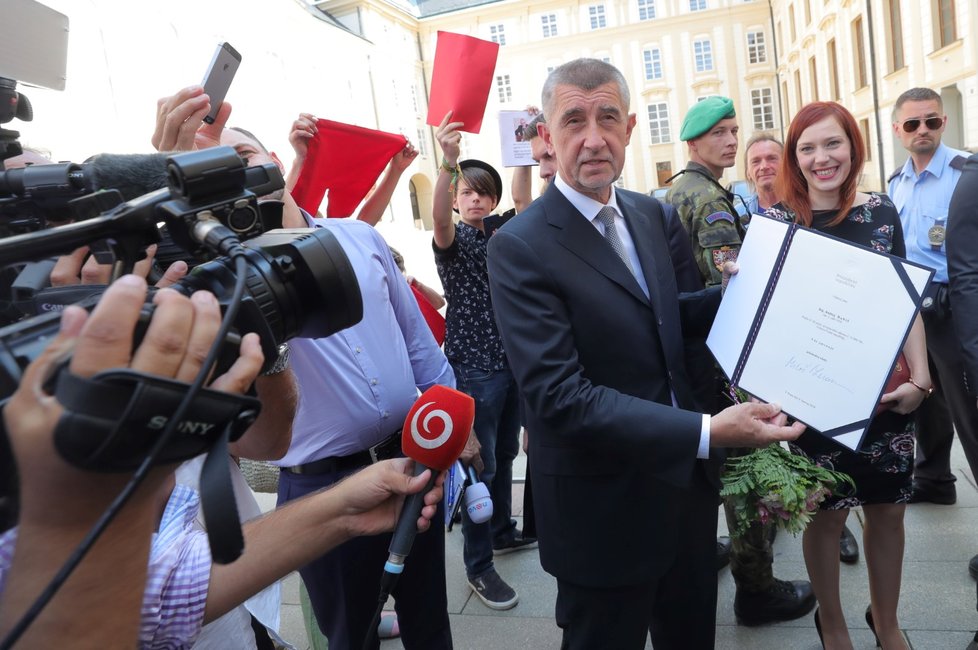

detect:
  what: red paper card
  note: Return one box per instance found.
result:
[425,31,500,134]
[291,119,407,218]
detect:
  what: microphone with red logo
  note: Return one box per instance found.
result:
[384,384,473,578]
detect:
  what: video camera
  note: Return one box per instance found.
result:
[0,145,364,470]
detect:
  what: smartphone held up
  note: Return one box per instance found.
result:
[201,42,241,124]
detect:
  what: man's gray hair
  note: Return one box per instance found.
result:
[542,59,630,118]
[893,87,942,121]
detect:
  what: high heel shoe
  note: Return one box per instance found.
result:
[814,607,824,647]
[865,604,881,648]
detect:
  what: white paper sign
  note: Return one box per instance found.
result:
[498,110,536,167]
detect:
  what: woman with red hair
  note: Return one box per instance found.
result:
[767,102,930,650]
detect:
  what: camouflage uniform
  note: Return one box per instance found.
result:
[665,161,743,287]
[666,162,774,596]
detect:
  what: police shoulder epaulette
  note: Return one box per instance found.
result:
[950,154,971,171]
[887,167,902,183]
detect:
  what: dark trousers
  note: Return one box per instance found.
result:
[278,467,453,650]
[555,467,718,650]
[915,309,978,483]
[452,363,522,578]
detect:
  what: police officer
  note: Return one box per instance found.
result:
[665,96,743,287]
[666,97,815,627]
[888,88,978,513]
[890,88,978,584]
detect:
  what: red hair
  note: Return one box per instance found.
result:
[775,102,865,227]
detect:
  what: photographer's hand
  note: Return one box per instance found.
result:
[49,244,160,287]
[0,276,262,647]
[151,85,229,152]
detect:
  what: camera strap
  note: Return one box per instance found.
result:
[52,368,261,471]
[51,368,260,563]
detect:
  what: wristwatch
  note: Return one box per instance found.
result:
[262,343,291,376]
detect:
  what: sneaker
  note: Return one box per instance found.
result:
[467,569,519,610]
[492,530,538,556]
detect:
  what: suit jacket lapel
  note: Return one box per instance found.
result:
[545,186,650,308]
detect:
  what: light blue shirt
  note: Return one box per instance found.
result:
[553,174,711,459]
[888,142,969,283]
[276,218,455,466]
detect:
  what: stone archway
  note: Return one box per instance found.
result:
[409,173,433,231]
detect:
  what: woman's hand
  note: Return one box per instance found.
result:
[879,381,928,415]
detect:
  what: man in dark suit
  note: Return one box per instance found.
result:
[486,58,804,650]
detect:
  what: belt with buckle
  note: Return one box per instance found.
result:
[283,430,402,476]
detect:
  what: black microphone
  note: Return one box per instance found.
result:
[82,152,170,200]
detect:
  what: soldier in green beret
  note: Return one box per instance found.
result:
[665,96,743,287]
[665,96,817,627]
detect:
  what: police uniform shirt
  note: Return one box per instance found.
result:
[888,141,969,283]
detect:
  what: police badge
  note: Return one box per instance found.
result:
[928,221,946,250]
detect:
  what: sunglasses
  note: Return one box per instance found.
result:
[901,117,943,133]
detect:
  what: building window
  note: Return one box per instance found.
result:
[489,24,506,46]
[693,39,713,72]
[887,0,904,70]
[416,128,427,157]
[638,0,656,20]
[789,3,797,42]
[751,88,774,130]
[934,0,956,49]
[781,79,790,122]
[496,74,512,103]
[859,118,872,161]
[794,69,802,109]
[647,102,671,144]
[643,48,663,80]
[747,31,767,64]
[852,16,867,89]
[808,56,819,100]
[689,0,707,10]
[656,161,672,187]
[589,5,607,29]
[827,38,840,100]
[541,13,558,38]
[804,0,811,25]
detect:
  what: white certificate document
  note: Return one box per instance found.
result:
[498,110,536,167]
[708,214,933,451]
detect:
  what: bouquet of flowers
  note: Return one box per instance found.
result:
[719,385,854,537]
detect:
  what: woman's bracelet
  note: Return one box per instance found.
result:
[907,377,934,397]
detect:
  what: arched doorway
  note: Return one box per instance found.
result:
[409,173,433,230]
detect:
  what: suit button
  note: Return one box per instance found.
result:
[658,318,663,326]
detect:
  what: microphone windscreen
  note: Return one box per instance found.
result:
[401,384,474,471]
[465,482,493,523]
[83,152,170,201]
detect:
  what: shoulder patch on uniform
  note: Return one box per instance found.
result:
[950,155,970,171]
[704,211,736,225]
